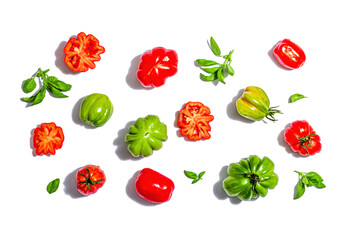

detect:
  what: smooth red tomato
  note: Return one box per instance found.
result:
[135,168,175,203]
[136,47,178,87]
[76,165,106,195]
[33,122,64,155]
[284,120,321,156]
[273,39,306,69]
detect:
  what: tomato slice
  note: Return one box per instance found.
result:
[33,122,64,155]
[178,102,214,141]
[64,32,105,72]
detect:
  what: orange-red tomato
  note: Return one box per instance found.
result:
[76,165,106,196]
[33,122,64,155]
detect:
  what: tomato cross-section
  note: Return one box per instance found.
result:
[64,32,105,72]
[33,122,64,155]
[177,102,214,141]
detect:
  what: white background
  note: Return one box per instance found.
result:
[1,0,359,239]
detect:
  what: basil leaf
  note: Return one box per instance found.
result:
[198,171,206,179]
[200,73,216,81]
[192,179,200,184]
[201,67,220,74]
[22,95,36,103]
[226,63,234,76]
[22,78,36,93]
[196,59,220,66]
[301,176,309,185]
[210,36,221,56]
[32,87,47,105]
[217,68,225,84]
[184,170,198,179]
[48,85,68,98]
[290,93,307,103]
[47,178,60,194]
[316,182,326,189]
[294,181,306,199]
[47,76,72,91]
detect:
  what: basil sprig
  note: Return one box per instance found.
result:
[294,170,326,199]
[196,37,234,84]
[184,170,206,184]
[22,68,72,105]
[46,178,60,194]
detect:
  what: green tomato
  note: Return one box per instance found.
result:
[236,86,281,122]
[222,155,279,201]
[125,115,168,157]
[80,93,114,127]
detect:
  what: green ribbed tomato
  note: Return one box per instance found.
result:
[80,93,114,127]
[223,155,279,201]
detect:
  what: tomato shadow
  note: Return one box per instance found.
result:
[125,53,153,90]
[63,167,84,199]
[226,89,255,124]
[71,96,97,129]
[277,123,305,159]
[54,40,80,75]
[113,120,142,161]
[213,166,242,204]
[268,42,292,71]
[126,170,161,206]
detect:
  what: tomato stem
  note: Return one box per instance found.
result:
[266,106,282,122]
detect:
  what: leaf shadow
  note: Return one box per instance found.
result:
[126,170,160,206]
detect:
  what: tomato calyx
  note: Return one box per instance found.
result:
[77,168,104,190]
[266,106,282,122]
[296,133,317,154]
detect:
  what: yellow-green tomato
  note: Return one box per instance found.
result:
[236,86,281,122]
[80,93,114,127]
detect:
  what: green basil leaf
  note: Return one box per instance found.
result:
[210,36,221,56]
[217,68,225,84]
[47,178,60,194]
[316,182,326,189]
[301,176,309,185]
[47,76,72,91]
[22,78,36,93]
[32,86,47,105]
[22,95,36,103]
[48,85,68,98]
[201,67,220,74]
[184,170,198,179]
[290,93,307,103]
[192,179,200,184]
[226,63,235,76]
[198,171,206,179]
[294,181,306,199]
[200,73,216,81]
[196,59,221,66]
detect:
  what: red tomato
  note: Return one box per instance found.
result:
[33,122,64,155]
[76,165,106,196]
[135,168,175,203]
[178,102,214,141]
[64,32,105,72]
[273,39,306,69]
[136,47,178,87]
[284,120,321,156]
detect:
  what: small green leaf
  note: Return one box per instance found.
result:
[22,95,36,103]
[47,76,72,91]
[184,170,198,179]
[301,176,309,185]
[200,73,216,81]
[48,85,68,98]
[226,63,234,76]
[290,93,307,103]
[198,171,206,179]
[201,67,221,74]
[295,181,306,199]
[32,86,47,105]
[217,68,225,84]
[192,179,200,184]
[316,182,326,189]
[196,59,221,66]
[47,178,60,194]
[210,36,221,56]
[22,78,36,93]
